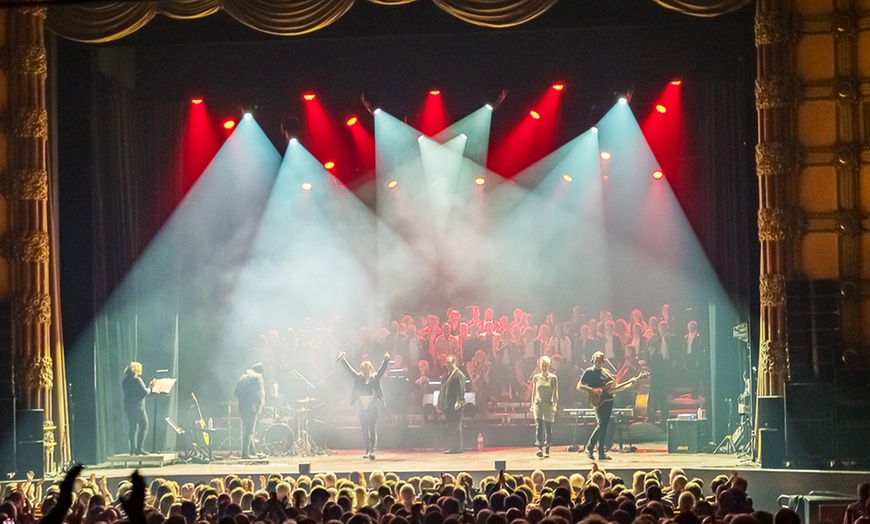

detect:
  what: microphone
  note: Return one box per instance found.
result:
[191,392,198,404]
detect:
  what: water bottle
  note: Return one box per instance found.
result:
[477,433,484,452]
[208,417,213,429]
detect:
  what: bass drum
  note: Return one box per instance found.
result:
[262,423,295,456]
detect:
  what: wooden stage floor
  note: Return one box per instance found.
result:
[88,447,870,514]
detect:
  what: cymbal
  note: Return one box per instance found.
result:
[296,397,317,403]
[296,407,310,413]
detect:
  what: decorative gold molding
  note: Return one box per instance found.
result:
[12,46,48,78]
[17,6,47,19]
[1,230,49,263]
[12,293,51,325]
[760,274,787,307]
[18,356,54,391]
[12,108,48,139]
[758,208,805,241]
[756,142,802,177]
[837,210,862,235]
[755,11,797,46]
[834,143,860,167]
[831,11,856,37]
[834,77,859,102]
[755,76,801,110]
[761,339,787,374]
[0,168,48,200]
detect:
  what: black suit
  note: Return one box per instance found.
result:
[647,334,675,421]
[122,374,150,454]
[439,366,467,452]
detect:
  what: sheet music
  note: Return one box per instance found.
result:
[152,377,177,394]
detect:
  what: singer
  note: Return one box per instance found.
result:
[337,351,390,460]
[122,362,155,455]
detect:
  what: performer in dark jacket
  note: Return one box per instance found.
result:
[122,362,154,455]
[234,362,265,459]
[338,350,390,460]
[439,355,467,454]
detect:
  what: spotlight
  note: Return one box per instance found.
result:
[671,80,682,86]
[618,97,627,105]
[191,98,203,105]
[429,90,441,96]
[600,151,611,161]
[223,120,236,130]
[417,135,424,142]
[485,104,493,111]
[529,110,541,120]
[346,116,358,126]
[373,108,382,115]
[387,180,398,189]
[656,104,667,113]
[474,177,486,186]
[602,175,609,180]
[302,182,312,191]
[590,126,598,133]
[303,93,316,101]
[552,84,564,91]
[652,170,664,180]
[324,161,335,169]
[289,137,298,144]
[243,112,252,119]
[562,174,573,183]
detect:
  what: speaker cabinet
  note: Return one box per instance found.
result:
[759,428,784,469]
[667,419,708,453]
[16,409,43,478]
[785,383,834,465]
[757,395,784,431]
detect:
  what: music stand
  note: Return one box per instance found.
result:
[150,378,177,453]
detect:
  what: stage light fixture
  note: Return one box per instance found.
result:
[602,175,609,180]
[346,117,358,126]
[474,177,486,186]
[562,174,573,183]
[591,126,599,133]
[289,138,298,144]
[552,84,564,91]
[671,80,682,86]
[373,108,382,115]
[485,104,493,111]
[618,97,627,105]
[656,104,667,113]
[223,120,236,130]
[388,180,398,189]
[191,98,203,105]
[652,170,664,180]
[600,151,612,161]
[324,161,335,169]
[303,93,316,101]
[243,112,252,119]
[417,135,424,142]
[429,90,441,95]
[529,110,541,120]
[302,182,312,191]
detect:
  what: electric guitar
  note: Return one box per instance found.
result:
[587,370,649,408]
[191,392,210,447]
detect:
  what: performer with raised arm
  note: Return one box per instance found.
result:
[122,362,155,455]
[337,350,390,460]
[234,362,265,459]
[577,351,647,461]
[530,356,558,458]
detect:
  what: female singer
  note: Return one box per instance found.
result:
[122,362,155,455]
[530,356,559,457]
[337,351,390,460]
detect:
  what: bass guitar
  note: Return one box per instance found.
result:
[588,370,649,408]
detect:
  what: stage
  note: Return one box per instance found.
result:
[88,447,869,515]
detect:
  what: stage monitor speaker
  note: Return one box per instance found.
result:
[759,428,784,469]
[299,463,311,475]
[667,419,708,453]
[757,396,784,431]
[17,409,43,479]
[494,460,506,471]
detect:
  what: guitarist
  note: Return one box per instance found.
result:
[577,352,616,460]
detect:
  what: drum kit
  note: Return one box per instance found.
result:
[256,396,324,456]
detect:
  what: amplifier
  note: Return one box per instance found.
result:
[667,419,708,453]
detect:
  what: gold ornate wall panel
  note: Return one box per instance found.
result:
[759,0,870,398]
[0,11,9,301]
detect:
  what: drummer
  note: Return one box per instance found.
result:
[266,381,287,408]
